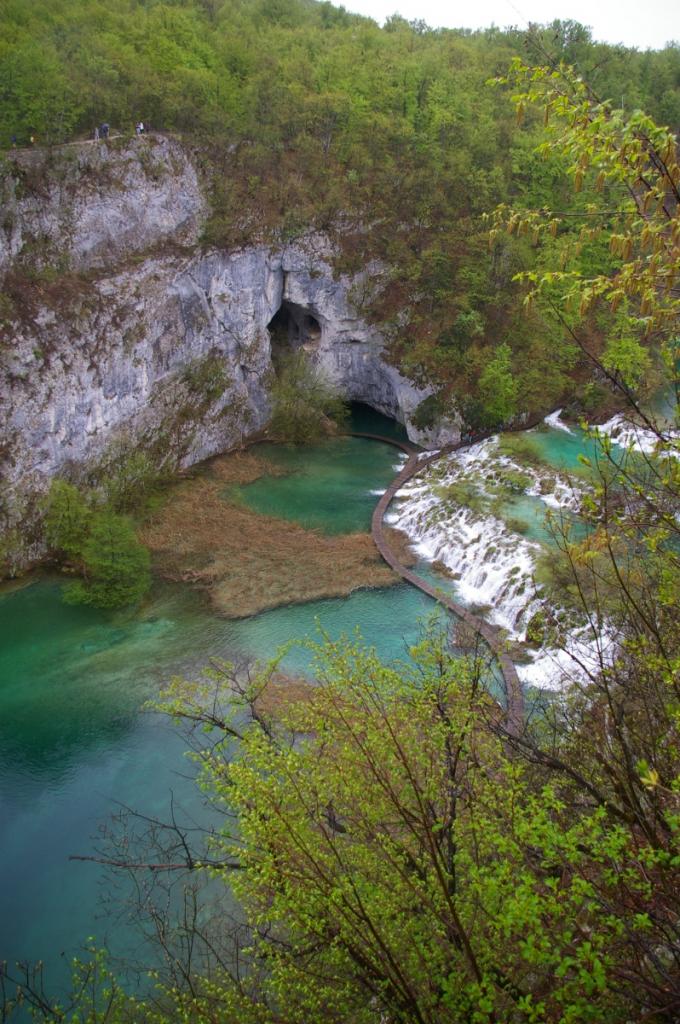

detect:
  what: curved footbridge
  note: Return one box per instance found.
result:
[349,431,524,735]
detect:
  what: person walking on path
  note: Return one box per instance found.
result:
[93,126,99,141]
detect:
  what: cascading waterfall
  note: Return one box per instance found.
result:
[388,422,620,690]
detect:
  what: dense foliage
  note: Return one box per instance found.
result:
[44,478,151,607]
[175,607,677,1024]
[268,350,348,442]
[2,0,679,421]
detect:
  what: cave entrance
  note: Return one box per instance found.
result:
[349,402,409,443]
[267,301,322,361]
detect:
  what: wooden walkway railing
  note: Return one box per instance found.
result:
[347,431,524,735]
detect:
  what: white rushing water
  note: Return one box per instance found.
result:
[597,413,679,458]
[390,434,606,690]
[544,405,679,459]
[543,408,573,434]
[391,439,540,635]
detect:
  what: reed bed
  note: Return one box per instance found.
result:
[207,450,288,485]
[142,454,414,618]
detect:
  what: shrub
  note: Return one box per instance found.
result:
[269,350,347,443]
[63,509,150,609]
[43,478,151,608]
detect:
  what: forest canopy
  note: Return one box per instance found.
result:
[2,0,679,422]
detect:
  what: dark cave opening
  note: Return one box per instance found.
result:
[267,300,322,358]
[349,402,408,443]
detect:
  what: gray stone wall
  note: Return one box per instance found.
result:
[0,138,459,566]
[0,135,205,277]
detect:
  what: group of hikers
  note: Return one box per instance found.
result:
[8,120,149,149]
[93,122,145,140]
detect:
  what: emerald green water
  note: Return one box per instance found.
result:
[231,437,406,534]
[0,417,436,998]
[510,424,601,475]
[521,419,657,476]
[227,583,439,676]
[0,582,228,989]
[0,405,638,996]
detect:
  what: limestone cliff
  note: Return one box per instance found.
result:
[0,134,458,569]
[0,135,205,276]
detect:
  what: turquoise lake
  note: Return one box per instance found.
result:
[0,413,443,999]
[0,406,649,999]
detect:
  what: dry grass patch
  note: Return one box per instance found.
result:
[207,450,287,486]
[142,477,412,618]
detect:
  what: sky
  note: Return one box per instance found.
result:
[338,0,680,51]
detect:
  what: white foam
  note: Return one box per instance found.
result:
[596,414,679,458]
[392,442,543,638]
[544,408,573,434]
[517,622,619,691]
[597,414,658,454]
[390,437,601,690]
[526,473,583,512]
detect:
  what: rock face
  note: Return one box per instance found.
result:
[0,136,457,566]
[0,135,206,277]
[281,241,440,434]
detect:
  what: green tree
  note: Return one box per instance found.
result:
[477,341,518,423]
[42,477,153,608]
[43,478,91,560]
[489,57,680,412]
[208,635,634,1023]
[64,508,150,609]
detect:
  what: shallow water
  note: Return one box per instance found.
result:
[0,415,437,996]
[231,437,406,534]
[1,401,635,995]
[513,423,601,475]
[232,404,409,535]
[225,581,439,676]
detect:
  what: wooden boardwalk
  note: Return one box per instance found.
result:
[348,431,524,735]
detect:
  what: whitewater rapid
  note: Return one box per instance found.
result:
[389,430,609,690]
[596,413,679,458]
[386,405,678,689]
